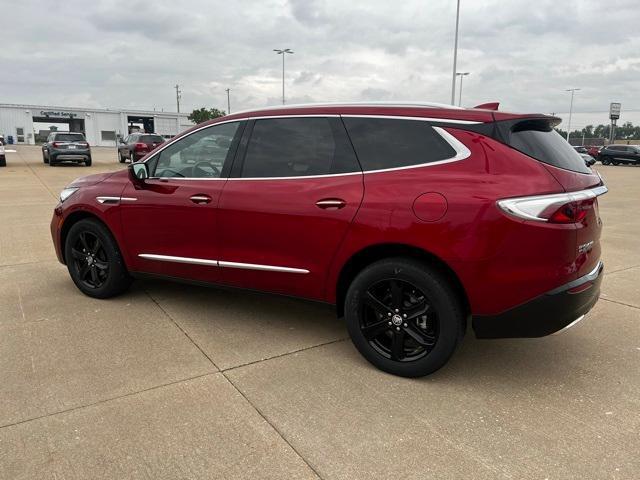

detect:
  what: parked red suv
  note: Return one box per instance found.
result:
[50,102,606,377]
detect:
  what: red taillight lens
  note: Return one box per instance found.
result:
[498,187,607,224]
[79,142,89,147]
[134,142,149,151]
[52,142,61,147]
[548,198,595,224]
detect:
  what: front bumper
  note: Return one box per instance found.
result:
[472,261,603,338]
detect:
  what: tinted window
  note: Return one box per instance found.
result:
[55,133,85,142]
[150,122,240,178]
[241,117,359,178]
[343,117,457,171]
[140,135,164,143]
[509,120,591,174]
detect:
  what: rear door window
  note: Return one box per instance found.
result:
[508,120,591,173]
[241,117,359,178]
[342,117,457,172]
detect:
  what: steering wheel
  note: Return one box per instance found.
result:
[157,168,185,178]
[193,161,221,178]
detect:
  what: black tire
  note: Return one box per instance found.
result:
[49,154,56,166]
[600,156,610,165]
[612,160,619,166]
[344,257,464,377]
[64,218,133,299]
[85,156,92,166]
[43,150,49,164]
[118,151,125,163]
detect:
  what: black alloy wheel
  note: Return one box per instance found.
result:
[345,258,464,377]
[360,278,438,362]
[70,231,110,289]
[65,219,133,298]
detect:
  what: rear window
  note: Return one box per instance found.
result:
[509,120,590,173]
[55,133,85,142]
[140,135,164,143]
[342,117,457,171]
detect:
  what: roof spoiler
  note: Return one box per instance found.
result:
[473,102,500,111]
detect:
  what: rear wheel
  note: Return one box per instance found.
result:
[85,156,92,166]
[600,156,610,165]
[118,151,125,163]
[344,258,464,377]
[64,219,132,298]
[43,150,49,164]
[49,155,56,166]
[612,160,619,166]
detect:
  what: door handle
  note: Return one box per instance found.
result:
[190,194,212,204]
[316,198,346,210]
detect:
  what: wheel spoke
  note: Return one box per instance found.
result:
[94,259,109,270]
[90,266,99,285]
[361,320,390,340]
[389,279,403,308]
[78,232,90,252]
[91,237,102,254]
[390,330,405,360]
[364,291,393,316]
[78,263,90,280]
[404,323,436,347]
[71,248,85,261]
[405,301,430,320]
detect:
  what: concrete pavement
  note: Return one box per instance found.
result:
[0,146,638,479]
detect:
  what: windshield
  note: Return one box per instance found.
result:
[55,133,85,142]
[508,120,591,174]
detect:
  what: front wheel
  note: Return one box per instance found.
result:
[344,258,464,377]
[64,219,132,298]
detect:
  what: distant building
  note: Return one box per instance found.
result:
[0,103,193,146]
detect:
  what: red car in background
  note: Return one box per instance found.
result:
[50,102,606,377]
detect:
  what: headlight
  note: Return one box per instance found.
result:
[59,187,79,203]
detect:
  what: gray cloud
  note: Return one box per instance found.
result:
[1,0,639,126]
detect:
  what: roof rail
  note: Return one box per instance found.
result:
[231,101,464,116]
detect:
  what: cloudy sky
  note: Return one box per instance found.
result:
[2,0,640,128]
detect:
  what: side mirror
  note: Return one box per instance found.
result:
[129,163,149,183]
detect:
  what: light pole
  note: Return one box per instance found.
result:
[565,88,580,142]
[274,48,294,105]
[456,72,470,106]
[450,0,461,105]
[225,88,231,114]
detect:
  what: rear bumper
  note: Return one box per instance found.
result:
[472,261,603,338]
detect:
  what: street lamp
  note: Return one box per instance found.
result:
[450,0,462,105]
[456,72,470,106]
[274,48,294,105]
[565,88,580,142]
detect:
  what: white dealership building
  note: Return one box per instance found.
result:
[0,103,193,147]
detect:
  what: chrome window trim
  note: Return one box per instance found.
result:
[143,113,475,182]
[340,114,481,125]
[138,254,309,274]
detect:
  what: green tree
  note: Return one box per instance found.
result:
[188,107,226,125]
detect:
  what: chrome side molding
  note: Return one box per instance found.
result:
[138,254,309,274]
[96,196,138,205]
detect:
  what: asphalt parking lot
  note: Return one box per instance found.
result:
[1,145,639,479]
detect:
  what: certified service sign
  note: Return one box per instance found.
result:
[609,102,621,120]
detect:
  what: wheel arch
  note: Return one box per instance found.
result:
[335,243,470,318]
[60,211,117,264]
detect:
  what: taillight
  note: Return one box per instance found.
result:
[497,186,607,224]
[79,142,89,147]
[134,142,149,151]
[52,142,61,147]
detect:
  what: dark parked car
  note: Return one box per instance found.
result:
[51,102,607,377]
[117,133,164,163]
[42,132,91,166]
[598,144,640,165]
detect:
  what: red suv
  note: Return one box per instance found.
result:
[50,102,607,377]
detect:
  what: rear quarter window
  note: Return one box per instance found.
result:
[508,120,590,173]
[342,117,457,172]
